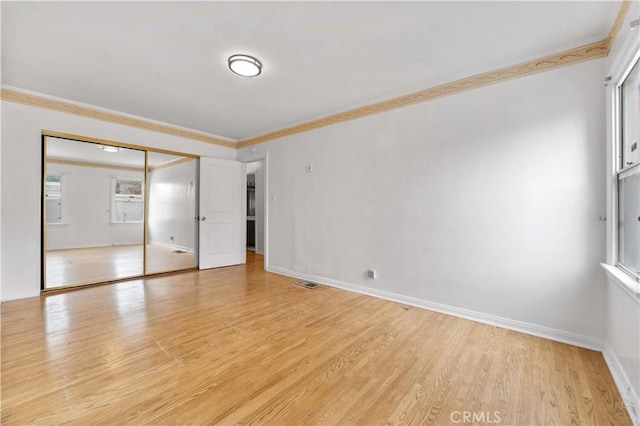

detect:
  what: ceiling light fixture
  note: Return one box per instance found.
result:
[228,54,262,78]
[101,145,120,153]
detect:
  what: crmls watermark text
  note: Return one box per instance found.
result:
[450,411,502,424]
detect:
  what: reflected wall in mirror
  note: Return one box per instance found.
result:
[146,153,198,274]
[45,137,145,288]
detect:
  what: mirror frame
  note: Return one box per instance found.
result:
[41,130,199,292]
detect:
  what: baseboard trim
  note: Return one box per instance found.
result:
[1,291,41,303]
[267,265,604,351]
[603,344,640,425]
[148,240,195,253]
[47,242,141,250]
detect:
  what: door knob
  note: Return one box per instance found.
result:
[201,217,206,221]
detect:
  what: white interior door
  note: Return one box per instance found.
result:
[199,157,246,269]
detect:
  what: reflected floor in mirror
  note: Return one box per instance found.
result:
[46,244,196,288]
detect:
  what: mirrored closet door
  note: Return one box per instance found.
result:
[146,152,198,275]
[43,135,198,290]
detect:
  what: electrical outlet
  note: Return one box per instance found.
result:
[367,269,377,279]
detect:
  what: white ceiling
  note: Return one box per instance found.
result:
[2,1,621,141]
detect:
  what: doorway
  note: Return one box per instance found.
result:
[42,134,199,290]
[243,157,267,269]
[246,160,264,254]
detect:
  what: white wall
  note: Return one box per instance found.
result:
[0,102,2,302]
[603,1,640,423]
[1,97,236,301]
[148,159,197,251]
[604,274,640,423]
[239,58,608,343]
[0,3,3,303]
[46,163,144,250]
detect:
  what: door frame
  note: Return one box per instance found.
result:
[240,152,269,269]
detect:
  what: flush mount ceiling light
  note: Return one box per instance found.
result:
[101,145,120,153]
[228,54,262,78]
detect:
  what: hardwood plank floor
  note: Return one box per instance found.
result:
[2,252,631,425]
[46,244,196,288]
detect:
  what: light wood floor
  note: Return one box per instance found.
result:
[46,244,196,288]
[2,252,630,425]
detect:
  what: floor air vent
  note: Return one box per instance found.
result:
[295,281,320,289]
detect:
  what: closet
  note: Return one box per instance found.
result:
[43,134,198,289]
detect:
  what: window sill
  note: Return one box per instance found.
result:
[601,263,640,301]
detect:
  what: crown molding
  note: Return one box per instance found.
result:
[43,130,200,160]
[237,41,608,148]
[0,88,237,149]
[605,0,633,51]
[47,158,144,173]
[148,156,194,172]
[238,0,631,148]
[2,2,631,151]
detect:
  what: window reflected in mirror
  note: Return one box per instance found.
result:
[44,137,145,288]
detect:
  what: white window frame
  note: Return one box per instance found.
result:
[607,32,640,283]
[110,176,144,224]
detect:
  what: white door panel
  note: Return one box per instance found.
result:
[199,157,246,269]
[207,223,233,255]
